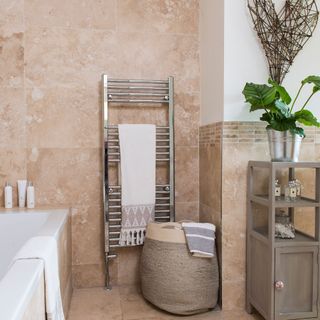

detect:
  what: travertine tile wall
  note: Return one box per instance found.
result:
[200,121,319,311]
[221,122,269,311]
[0,0,200,288]
[199,122,222,305]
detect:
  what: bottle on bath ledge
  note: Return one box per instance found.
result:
[27,181,35,209]
[4,182,13,209]
[17,179,27,208]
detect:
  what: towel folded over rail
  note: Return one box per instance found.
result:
[14,236,65,320]
[182,222,216,258]
[118,124,156,246]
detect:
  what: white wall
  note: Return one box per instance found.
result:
[200,0,224,125]
[224,0,320,121]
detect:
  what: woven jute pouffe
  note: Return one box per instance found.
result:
[141,222,219,315]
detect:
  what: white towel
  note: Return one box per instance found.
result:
[14,236,65,320]
[118,124,156,246]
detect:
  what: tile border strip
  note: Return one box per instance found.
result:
[200,121,319,145]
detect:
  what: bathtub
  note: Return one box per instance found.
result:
[0,209,72,320]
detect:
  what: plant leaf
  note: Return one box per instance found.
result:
[268,78,292,104]
[302,75,320,93]
[275,100,291,118]
[290,127,305,138]
[268,119,295,132]
[295,109,320,127]
[242,82,277,111]
[302,75,320,87]
[313,86,320,94]
[260,112,272,123]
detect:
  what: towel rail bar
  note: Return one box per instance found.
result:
[108,158,170,162]
[107,125,170,129]
[108,85,168,90]
[107,139,170,143]
[107,99,168,104]
[109,79,168,84]
[108,151,170,156]
[109,92,167,97]
[107,146,169,150]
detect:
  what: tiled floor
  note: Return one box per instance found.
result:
[67,287,263,320]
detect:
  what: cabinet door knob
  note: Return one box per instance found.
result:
[275,281,285,289]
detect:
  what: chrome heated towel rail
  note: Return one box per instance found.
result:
[102,75,175,289]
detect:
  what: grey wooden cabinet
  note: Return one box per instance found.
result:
[247,161,320,320]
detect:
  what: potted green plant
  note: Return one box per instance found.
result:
[242,76,320,161]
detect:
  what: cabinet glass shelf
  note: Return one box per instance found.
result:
[252,227,318,246]
[250,194,319,208]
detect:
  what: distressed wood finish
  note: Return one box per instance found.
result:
[275,246,318,320]
[247,161,320,320]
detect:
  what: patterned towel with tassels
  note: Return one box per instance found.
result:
[120,204,154,245]
[118,124,156,246]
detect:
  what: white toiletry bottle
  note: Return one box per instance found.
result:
[4,182,13,209]
[27,181,35,209]
[18,179,27,208]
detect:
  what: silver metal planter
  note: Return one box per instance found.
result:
[267,129,303,162]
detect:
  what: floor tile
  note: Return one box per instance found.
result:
[67,287,263,320]
[68,287,122,320]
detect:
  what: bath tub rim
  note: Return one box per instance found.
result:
[0,208,69,320]
[0,208,69,240]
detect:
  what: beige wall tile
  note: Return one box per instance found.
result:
[199,203,221,233]
[222,215,246,283]
[175,201,199,222]
[199,125,222,306]
[175,92,200,146]
[175,146,199,203]
[0,88,25,147]
[71,206,104,265]
[0,148,26,206]
[0,0,24,37]
[115,32,199,93]
[26,86,101,148]
[222,281,246,311]
[72,264,105,288]
[199,144,221,211]
[25,27,118,88]
[118,0,199,35]
[222,143,269,206]
[26,148,102,206]
[299,143,315,162]
[0,33,24,87]
[25,0,117,30]
[117,246,142,286]
[199,203,214,224]
[221,142,268,309]
[140,33,200,93]
[109,105,167,127]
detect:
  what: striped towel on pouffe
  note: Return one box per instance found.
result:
[181,222,216,258]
